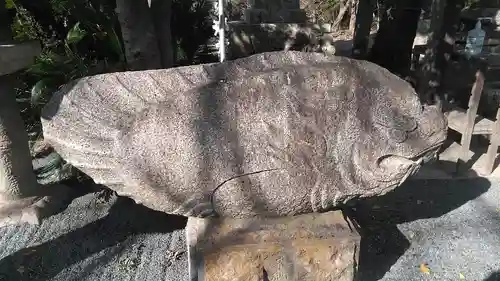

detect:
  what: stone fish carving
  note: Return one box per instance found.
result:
[41,51,447,218]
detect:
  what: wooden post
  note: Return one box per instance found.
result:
[484,107,500,174]
[453,64,485,174]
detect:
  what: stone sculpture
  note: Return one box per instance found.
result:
[41,51,447,218]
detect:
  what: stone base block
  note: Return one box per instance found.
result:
[0,184,74,227]
[186,211,360,281]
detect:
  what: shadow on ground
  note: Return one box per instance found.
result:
[485,271,500,281]
[347,161,491,281]
[0,186,187,281]
[0,163,492,281]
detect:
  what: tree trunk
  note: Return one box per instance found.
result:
[351,0,374,59]
[418,0,464,104]
[332,0,351,31]
[115,0,162,70]
[150,0,174,68]
[349,0,359,33]
[368,0,423,78]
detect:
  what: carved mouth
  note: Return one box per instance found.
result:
[410,140,445,164]
[376,141,444,183]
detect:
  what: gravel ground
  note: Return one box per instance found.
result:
[0,177,499,281]
[352,177,500,281]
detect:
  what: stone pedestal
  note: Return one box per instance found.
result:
[186,211,360,281]
[0,25,71,227]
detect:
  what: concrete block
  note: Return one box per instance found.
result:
[186,211,360,281]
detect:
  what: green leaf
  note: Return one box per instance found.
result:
[5,0,15,9]
[105,26,125,62]
[30,79,50,107]
[66,22,87,45]
[16,97,31,103]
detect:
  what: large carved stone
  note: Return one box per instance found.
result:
[41,51,448,218]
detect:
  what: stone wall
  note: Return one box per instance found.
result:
[244,0,307,23]
[227,22,335,59]
[225,0,339,59]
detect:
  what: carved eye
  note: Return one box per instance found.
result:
[374,107,417,132]
[395,115,417,132]
[389,128,408,143]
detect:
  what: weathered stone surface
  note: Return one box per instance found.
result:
[186,210,360,281]
[41,51,448,218]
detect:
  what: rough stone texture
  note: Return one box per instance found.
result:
[186,210,359,281]
[41,50,448,219]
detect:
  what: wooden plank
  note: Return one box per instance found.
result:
[484,107,500,174]
[459,69,485,168]
[446,107,494,135]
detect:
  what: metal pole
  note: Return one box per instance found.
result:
[218,0,226,62]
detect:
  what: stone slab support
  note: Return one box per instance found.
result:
[186,210,360,281]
